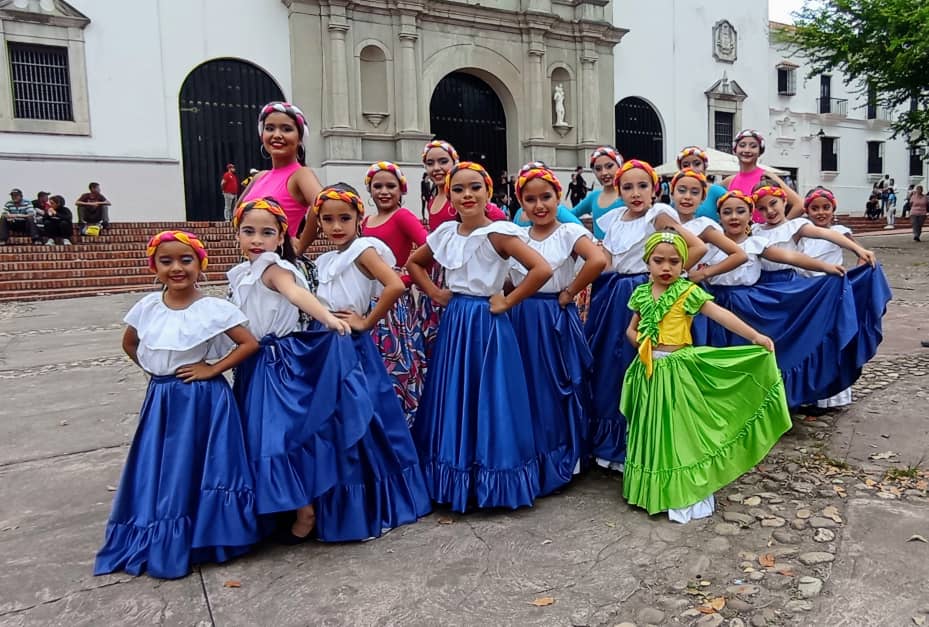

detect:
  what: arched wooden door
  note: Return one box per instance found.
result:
[429,72,507,183]
[615,97,664,166]
[179,59,284,221]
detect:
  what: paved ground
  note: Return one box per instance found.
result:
[1,233,928,627]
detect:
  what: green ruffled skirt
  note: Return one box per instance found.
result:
[621,345,791,515]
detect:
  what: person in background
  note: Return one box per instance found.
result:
[909,185,927,241]
[39,195,73,245]
[240,168,259,190]
[0,188,42,245]
[221,164,239,221]
[567,166,588,207]
[420,173,434,221]
[76,182,112,232]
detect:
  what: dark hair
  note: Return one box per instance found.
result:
[50,194,66,208]
[89,182,99,190]
[237,196,296,262]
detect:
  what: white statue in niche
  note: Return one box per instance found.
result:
[553,84,567,126]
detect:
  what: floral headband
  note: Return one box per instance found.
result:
[421,140,460,164]
[643,231,688,265]
[671,169,708,192]
[753,185,786,205]
[313,186,365,216]
[733,129,766,154]
[365,161,408,195]
[444,161,493,197]
[676,146,709,169]
[258,102,309,146]
[516,165,562,200]
[589,146,623,168]
[804,187,837,210]
[717,189,755,211]
[232,197,288,231]
[146,230,208,271]
[615,159,660,193]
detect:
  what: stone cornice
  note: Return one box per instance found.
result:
[0,0,90,29]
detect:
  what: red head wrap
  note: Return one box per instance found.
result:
[589,146,623,168]
[421,140,460,164]
[717,189,755,211]
[615,159,660,194]
[146,230,208,271]
[752,185,786,206]
[516,165,562,200]
[313,186,365,216]
[444,161,493,198]
[804,187,837,210]
[733,129,766,154]
[671,169,708,194]
[233,197,288,232]
[365,161,408,195]
[676,146,709,169]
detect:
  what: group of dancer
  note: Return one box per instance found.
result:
[94,103,891,580]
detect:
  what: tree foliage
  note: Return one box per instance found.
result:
[776,0,929,147]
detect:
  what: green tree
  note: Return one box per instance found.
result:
[776,0,929,147]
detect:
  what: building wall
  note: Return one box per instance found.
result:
[612,0,770,165]
[767,22,923,214]
[0,0,292,220]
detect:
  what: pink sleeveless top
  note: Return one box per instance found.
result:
[241,162,306,236]
[728,167,766,223]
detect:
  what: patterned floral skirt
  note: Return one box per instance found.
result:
[416,263,445,362]
[371,289,426,427]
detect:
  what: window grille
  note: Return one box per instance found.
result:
[8,42,73,121]
[714,111,734,153]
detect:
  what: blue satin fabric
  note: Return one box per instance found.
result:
[413,294,541,511]
[698,273,858,407]
[758,269,797,284]
[311,326,432,541]
[233,330,373,516]
[509,294,592,495]
[831,264,893,390]
[95,376,258,580]
[584,272,649,465]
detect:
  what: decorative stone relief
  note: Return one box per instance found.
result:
[712,20,737,63]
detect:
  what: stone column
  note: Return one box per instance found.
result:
[528,32,546,140]
[398,26,419,132]
[580,50,599,144]
[328,23,351,129]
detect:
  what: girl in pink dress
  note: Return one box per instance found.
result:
[238,102,324,257]
[361,161,428,426]
[723,129,803,223]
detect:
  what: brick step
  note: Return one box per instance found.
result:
[0,280,228,303]
[0,252,242,273]
[0,272,229,293]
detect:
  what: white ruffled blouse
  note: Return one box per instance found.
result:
[428,220,528,296]
[682,216,723,266]
[598,203,679,274]
[315,237,396,314]
[705,237,769,286]
[124,293,248,376]
[510,222,592,293]
[752,218,810,272]
[799,225,852,276]
[227,252,308,339]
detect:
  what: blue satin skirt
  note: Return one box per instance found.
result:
[509,294,592,495]
[699,273,858,407]
[310,326,432,541]
[95,375,258,579]
[233,330,373,516]
[758,269,798,284]
[413,294,540,512]
[583,272,649,466]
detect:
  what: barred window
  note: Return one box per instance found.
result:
[8,42,73,121]
[714,111,734,153]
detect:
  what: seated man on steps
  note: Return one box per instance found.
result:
[75,182,111,234]
[0,188,42,245]
[39,195,74,245]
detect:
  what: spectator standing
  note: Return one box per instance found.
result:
[40,195,73,245]
[420,173,434,220]
[902,184,915,218]
[567,166,588,207]
[76,182,111,232]
[0,188,42,245]
[910,185,927,241]
[240,168,259,190]
[221,164,239,220]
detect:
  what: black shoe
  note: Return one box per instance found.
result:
[922,340,929,348]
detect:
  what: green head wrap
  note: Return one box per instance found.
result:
[643,231,688,265]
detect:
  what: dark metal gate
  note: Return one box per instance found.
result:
[615,97,664,166]
[179,59,284,221]
[429,72,507,183]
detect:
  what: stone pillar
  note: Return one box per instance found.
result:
[580,49,599,144]
[398,23,419,132]
[328,22,351,129]
[528,31,546,141]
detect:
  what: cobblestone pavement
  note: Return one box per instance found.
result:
[0,233,927,626]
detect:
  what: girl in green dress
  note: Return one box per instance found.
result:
[622,231,792,523]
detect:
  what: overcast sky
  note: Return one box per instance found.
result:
[769,0,806,23]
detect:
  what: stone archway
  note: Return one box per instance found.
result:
[429,71,508,182]
[179,58,284,221]
[615,96,664,166]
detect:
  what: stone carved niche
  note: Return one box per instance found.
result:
[550,66,573,137]
[359,45,389,128]
[712,20,738,63]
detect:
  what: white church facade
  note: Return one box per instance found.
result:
[0,0,921,221]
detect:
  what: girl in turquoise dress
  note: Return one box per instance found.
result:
[622,231,792,523]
